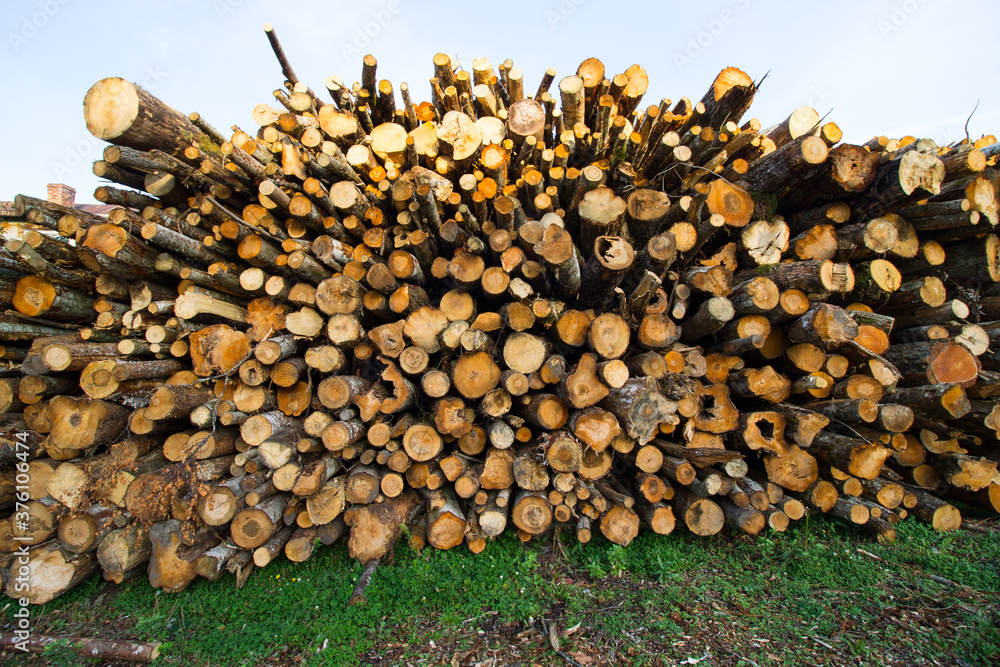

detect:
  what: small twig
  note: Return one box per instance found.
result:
[928,574,958,587]
[552,525,568,560]
[961,522,997,534]
[806,635,835,651]
[348,558,380,606]
[263,23,299,85]
[555,649,585,667]
[754,69,771,93]
[3,309,76,330]
[964,99,980,143]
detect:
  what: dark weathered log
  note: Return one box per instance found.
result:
[881,384,971,420]
[739,135,828,194]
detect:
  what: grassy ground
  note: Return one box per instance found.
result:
[3,512,999,667]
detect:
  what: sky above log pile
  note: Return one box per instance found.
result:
[1,0,997,203]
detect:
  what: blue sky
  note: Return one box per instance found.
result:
[2,0,998,203]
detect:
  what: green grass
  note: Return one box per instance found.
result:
[4,515,999,666]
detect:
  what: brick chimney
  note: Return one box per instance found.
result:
[46,183,76,208]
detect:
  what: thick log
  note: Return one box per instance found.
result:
[84,77,214,156]
[231,493,289,549]
[883,341,979,387]
[810,432,890,480]
[763,445,818,492]
[881,384,971,420]
[12,277,93,322]
[902,483,962,532]
[46,396,130,457]
[427,488,467,549]
[347,491,421,563]
[601,378,676,445]
[671,487,724,536]
[148,519,202,592]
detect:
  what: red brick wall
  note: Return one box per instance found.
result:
[47,183,76,207]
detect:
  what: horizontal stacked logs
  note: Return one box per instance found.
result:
[2,31,1000,604]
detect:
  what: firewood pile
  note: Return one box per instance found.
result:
[2,26,999,604]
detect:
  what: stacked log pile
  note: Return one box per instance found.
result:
[2,28,1000,604]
